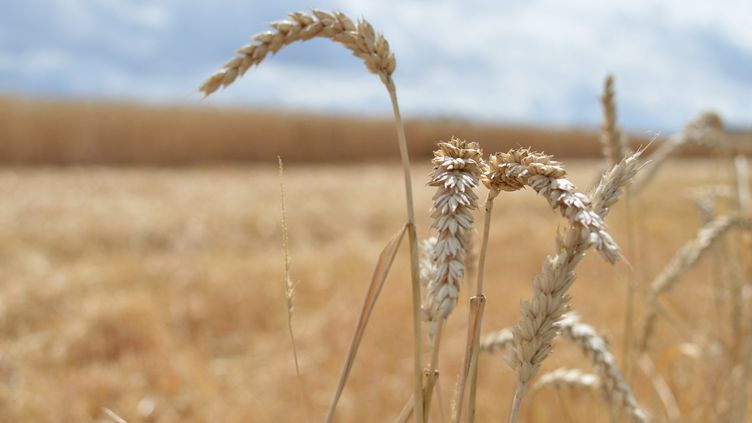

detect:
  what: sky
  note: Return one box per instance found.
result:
[0,0,750,132]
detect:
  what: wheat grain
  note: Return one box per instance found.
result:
[199,10,396,96]
[558,314,648,423]
[532,367,600,393]
[419,237,439,289]
[600,75,629,166]
[424,138,483,340]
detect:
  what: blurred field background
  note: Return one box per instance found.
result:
[3,95,750,166]
[0,93,750,421]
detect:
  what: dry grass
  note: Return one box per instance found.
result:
[0,157,747,422]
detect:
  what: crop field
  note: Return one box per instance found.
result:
[0,154,748,422]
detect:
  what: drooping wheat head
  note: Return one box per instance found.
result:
[482,148,621,263]
[424,138,483,340]
[532,367,601,393]
[199,10,396,96]
[558,314,648,423]
[498,150,643,422]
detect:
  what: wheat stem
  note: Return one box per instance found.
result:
[386,78,425,423]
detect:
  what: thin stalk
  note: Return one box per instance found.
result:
[385,77,424,423]
[423,319,444,418]
[436,376,448,423]
[278,157,311,422]
[396,395,414,423]
[467,195,495,422]
[475,196,495,297]
[325,226,407,423]
[452,296,486,423]
[622,187,637,381]
[509,385,525,423]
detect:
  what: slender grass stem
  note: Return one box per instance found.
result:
[386,77,424,423]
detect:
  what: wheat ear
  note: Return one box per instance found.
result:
[424,138,483,336]
[199,11,425,421]
[600,74,629,166]
[632,112,723,193]
[558,314,648,423]
[503,149,643,423]
[423,138,482,420]
[532,367,601,393]
[483,148,621,264]
[639,215,752,352]
[199,10,395,95]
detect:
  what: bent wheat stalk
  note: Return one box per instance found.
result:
[199,10,425,421]
[502,149,643,423]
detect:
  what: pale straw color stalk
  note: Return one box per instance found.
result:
[631,112,723,193]
[198,10,425,421]
[734,154,750,216]
[600,74,629,166]
[423,138,482,420]
[278,157,311,421]
[599,74,637,378]
[460,192,494,423]
[558,314,648,423]
[532,368,600,393]
[501,149,644,423]
[638,215,752,353]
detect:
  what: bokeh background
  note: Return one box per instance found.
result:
[0,1,751,422]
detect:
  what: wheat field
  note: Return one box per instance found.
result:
[2,7,751,422]
[0,155,747,421]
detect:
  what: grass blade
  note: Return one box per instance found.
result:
[325,224,408,422]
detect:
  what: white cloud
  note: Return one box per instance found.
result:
[0,0,749,131]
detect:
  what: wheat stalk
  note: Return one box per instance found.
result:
[558,314,648,423]
[639,215,752,352]
[600,74,629,166]
[734,154,751,216]
[198,10,425,421]
[632,112,723,193]
[532,367,601,393]
[501,149,643,423]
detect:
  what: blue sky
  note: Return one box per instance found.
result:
[0,0,750,132]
